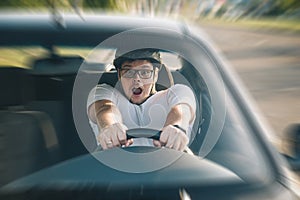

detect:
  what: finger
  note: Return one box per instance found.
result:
[166,138,175,149]
[112,123,126,147]
[172,138,181,151]
[125,139,133,147]
[110,131,121,147]
[179,135,189,151]
[117,130,127,145]
[153,140,162,147]
[98,135,108,150]
[116,123,128,145]
[179,142,186,152]
[101,133,114,149]
[159,130,169,145]
[100,141,108,150]
[106,140,114,149]
[165,132,177,149]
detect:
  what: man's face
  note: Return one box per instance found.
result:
[119,60,157,104]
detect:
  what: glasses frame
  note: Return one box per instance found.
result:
[120,68,154,79]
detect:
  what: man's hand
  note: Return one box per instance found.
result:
[153,125,189,151]
[97,123,133,150]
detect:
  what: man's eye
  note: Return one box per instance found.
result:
[140,70,150,76]
[125,70,135,76]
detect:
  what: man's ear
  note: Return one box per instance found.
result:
[153,67,159,83]
[150,68,159,95]
[117,70,122,79]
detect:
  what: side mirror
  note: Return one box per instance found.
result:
[281,124,300,171]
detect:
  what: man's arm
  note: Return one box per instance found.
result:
[164,103,194,131]
[88,100,122,128]
[153,103,195,151]
[88,100,131,149]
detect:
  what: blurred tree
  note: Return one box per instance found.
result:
[0,0,46,8]
[0,0,120,10]
[81,0,117,9]
[266,0,300,16]
[276,0,300,11]
[2,0,299,19]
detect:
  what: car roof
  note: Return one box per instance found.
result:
[0,12,186,47]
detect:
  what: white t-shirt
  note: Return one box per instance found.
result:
[87,83,196,146]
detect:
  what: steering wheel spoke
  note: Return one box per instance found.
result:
[126,128,161,140]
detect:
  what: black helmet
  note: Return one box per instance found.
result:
[113,48,162,69]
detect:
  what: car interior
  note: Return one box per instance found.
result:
[0,47,213,187]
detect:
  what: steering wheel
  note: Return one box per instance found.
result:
[95,128,193,154]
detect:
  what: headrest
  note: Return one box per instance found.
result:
[156,64,174,90]
[98,71,118,87]
[0,67,34,106]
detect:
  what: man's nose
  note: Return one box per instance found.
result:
[133,71,141,81]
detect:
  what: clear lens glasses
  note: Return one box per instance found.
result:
[121,69,154,79]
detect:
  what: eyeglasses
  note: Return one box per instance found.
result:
[120,69,154,79]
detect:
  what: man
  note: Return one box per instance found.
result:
[87,48,196,151]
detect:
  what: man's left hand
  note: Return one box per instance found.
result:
[153,125,189,151]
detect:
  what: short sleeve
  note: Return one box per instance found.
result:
[167,84,197,115]
[86,83,118,111]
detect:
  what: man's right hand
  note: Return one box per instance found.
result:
[97,123,133,150]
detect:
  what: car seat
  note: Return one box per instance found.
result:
[179,59,212,154]
[0,67,60,187]
[28,55,89,160]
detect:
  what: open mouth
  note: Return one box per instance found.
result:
[132,87,143,95]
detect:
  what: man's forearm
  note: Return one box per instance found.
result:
[88,100,122,129]
[164,103,194,131]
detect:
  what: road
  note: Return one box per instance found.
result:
[199,23,300,140]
